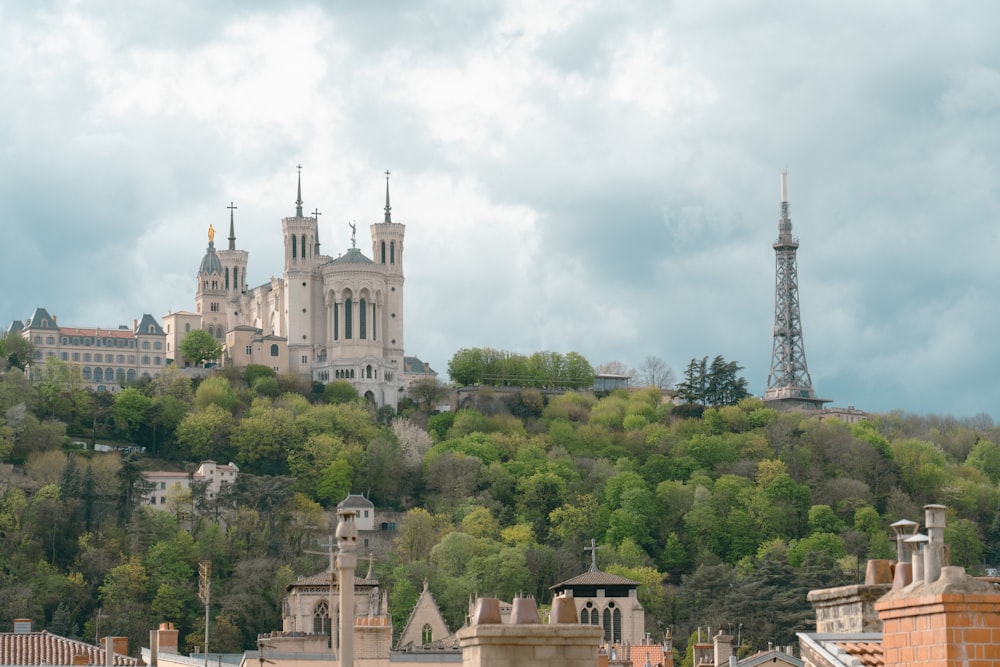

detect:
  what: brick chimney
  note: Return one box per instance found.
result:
[156,622,179,654]
[713,630,732,666]
[875,565,1000,666]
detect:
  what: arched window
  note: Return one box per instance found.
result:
[344,298,353,339]
[93,368,103,382]
[313,601,331,635]
[83,367,92,381]
[301,235,306,258]
[127,369,136,382]
[185,323,191,333]
[371,302,376,340]
[116,368,125,383]
[602,608,611,641]
[225,267,230,289]
[422,624,432,644]
[390,240,395,264]
[234,267,239,291]
[381,241,386,264]
[270,344,279,357]
[612,608,621,642]
[366,365,372,379]
[292,235,297,259]
[359,298,367,339]
[333,302,339,341]
[590,608,598,625]
[207,325,214,338]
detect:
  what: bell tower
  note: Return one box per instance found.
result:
[370,171,406,381]
[283,166,321,373]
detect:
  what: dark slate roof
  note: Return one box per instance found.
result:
[25,308,58,330]
[0,631,142,666]
[330,248,374,266]
[286,569,378,590]
[338,493,374,509]
[199,242,224,275]
[7,321,23,334]
[550,570,640,590]
[403,356,437,375]
[135,314,164,336]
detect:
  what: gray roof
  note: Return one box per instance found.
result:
[25,307,58,330]
[550,570,640,590]
[330,248,374,266]
[199,242,224,275]
[338,493,374,509]
[135,314,165,336]
[7,321,23,334]
[287,569,378,590]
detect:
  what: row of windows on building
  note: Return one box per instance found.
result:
[580,602,623,643]
[34,335,162,349]
[315,366,394,383]
[36,350,163,366]
[332,299,378,341]
[244,344,281,356]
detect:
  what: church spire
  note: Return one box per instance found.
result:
[384,170,392,223]
[227,202,237,250]
[295,164,303,218]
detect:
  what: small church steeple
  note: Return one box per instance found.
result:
[384,170,392,223]
[295,164,304,218]
[227,202,237,251]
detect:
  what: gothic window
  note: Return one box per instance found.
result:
[292,235,297,259]
[371,303,376,340]
[381,241,386,264]
[602,608,611,641]
[390,240,395,264]
[270,344,279,357]
[334,303,339,341]
[234,267,239,290]
[301,235,306,258]
[313,601,331,635]
[225,268,230,289]
[613,608,621,642]
[345,298,353,339]
[359,298,367,339]
[590,609,598,625]
[422,624,432,644]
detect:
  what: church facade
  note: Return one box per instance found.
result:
[173,170,408,407]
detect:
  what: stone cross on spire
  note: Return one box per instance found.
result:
[295,165,304,218]
[584,538,602,572]
[227,202,237,250]
[384,170,392,223]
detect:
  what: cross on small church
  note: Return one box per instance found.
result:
[312,208,321,221]
[584,538,602,572]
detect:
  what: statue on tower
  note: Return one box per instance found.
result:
[208,224,215,244]
[349,222,357,249]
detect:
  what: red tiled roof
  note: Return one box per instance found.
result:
[0,631,141,666]
[630,644,666,667]
[835,641,883,667]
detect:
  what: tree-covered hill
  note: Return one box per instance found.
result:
[1,355,998,659]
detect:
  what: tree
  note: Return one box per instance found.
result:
[178,329,222,367]
[675,356,749,406]
[636,355,675,390]
[0,333,35,371]
[407,377,449,412]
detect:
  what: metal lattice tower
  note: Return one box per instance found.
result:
[764,172,829,410]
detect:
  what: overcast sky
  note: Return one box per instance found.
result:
[2,1,998,419]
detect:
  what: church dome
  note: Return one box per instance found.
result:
[199,243,223,275]
[330,248,374,266]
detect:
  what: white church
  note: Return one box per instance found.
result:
[164,169,425,408]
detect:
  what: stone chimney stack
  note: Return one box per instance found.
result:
[713,630,733,667]
[458,596,602,667]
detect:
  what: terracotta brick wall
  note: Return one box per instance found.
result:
[875,567,1000,666]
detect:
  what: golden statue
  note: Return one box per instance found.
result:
[208,224,215,243]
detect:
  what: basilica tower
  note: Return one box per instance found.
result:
[195,226,228,342]
[283,167,322,373]
[370,171,406,382]
[763,172,830,411]
[216,202,249,331]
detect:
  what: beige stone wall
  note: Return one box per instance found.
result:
[807,583,891,633]
[457,624,603,667]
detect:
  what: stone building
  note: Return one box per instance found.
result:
[550,566,645,645]
[9,307,167,392]
[175,170,408,407]
[142,461,239,509]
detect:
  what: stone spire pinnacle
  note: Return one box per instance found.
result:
[384,170,392,223]
[296,164,303,218]
[227,202,237,250]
